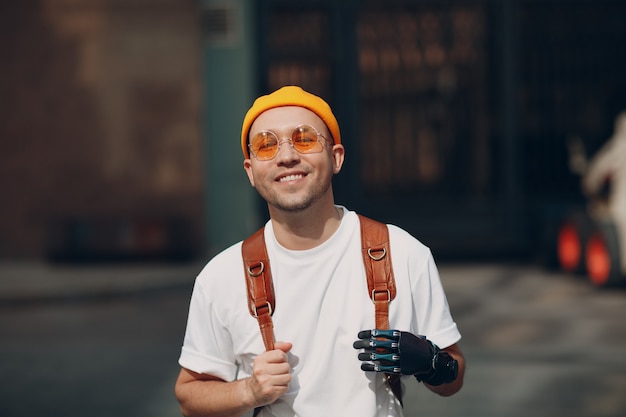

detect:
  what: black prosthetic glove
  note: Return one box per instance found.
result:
[353,329,458,386]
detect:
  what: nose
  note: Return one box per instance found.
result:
[275,138,299,162]
[277,138,295,150]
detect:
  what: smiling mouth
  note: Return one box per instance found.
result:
[278,174,304,182]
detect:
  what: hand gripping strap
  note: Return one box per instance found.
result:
[358,215,402,403]
[242,227,276,351]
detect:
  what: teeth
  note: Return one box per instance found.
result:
[279,174,303,182]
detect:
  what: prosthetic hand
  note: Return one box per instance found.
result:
[353,330,458,386]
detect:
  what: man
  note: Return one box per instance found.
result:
[175,86,465,417]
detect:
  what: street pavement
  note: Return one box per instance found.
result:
[405,264,626,417]
[1,261,625,417]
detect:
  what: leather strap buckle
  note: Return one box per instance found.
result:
[371,289,391,303]
[253,301,273,318]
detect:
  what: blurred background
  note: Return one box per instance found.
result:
[1,0,626,416]
[2,0,626,263]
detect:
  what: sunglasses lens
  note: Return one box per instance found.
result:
[249,125,324,160]
[292,126,322,153]
[250,131,279,160]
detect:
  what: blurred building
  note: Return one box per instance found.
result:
[0,0,204,261]
[1,0,626,262]
[204,0,626,261]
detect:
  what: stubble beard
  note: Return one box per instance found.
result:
[260,174,332,214]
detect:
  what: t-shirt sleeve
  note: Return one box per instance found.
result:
[413,253,461,349]
[178,276,239,381]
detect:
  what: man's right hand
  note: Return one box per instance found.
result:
[245,341,293,407]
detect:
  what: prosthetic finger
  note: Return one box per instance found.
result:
[353,338,399,351]
[358,352,400,362]
[357,329,401,340]
[360,363,402,373]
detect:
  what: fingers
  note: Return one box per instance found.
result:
[353,338,399,351]
[361,363,402,373]
[256,346,292,375]
[274,341,293,353]
[357,330,372,339]
[358,352,400,362]
[352,339,372,349]
[354,329,403,374]
[249,344,293,406]
[357,348,402,374]
[360,363,377,372]
[357,329,401,340]
[353,329,401,351]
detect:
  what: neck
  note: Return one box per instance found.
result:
[268,199,343,250]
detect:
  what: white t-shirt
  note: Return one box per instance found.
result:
[179,207,461,417]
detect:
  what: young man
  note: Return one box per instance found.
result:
[175,86,465,417]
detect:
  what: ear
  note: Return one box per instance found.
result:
[243,159,256,187]
[331,144,345,174]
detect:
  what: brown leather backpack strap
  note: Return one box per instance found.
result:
[358,215,402,403]
[359,215,397,327]
[242,227,276,352]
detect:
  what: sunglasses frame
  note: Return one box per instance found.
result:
[248,124,330,161]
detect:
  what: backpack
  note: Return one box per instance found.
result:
[241,214,403,404]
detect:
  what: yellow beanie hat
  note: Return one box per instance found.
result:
[241,86,341,159]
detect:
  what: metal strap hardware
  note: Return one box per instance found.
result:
[247,261,264,277]
[368,247,386,261]
[253,301,273,318]
[371,289,392,303]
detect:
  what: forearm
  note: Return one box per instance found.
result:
[176,342,293,416]
[175,369,256,417]
[424,344,465,397]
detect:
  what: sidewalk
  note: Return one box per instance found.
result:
[0,261,202,305]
